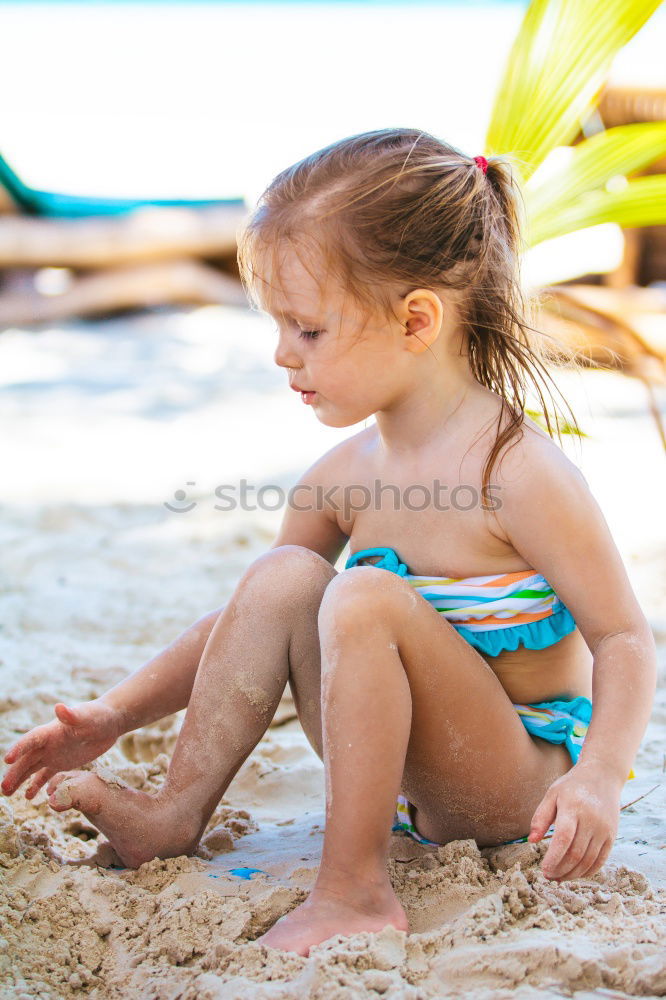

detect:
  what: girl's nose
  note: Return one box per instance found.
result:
[273,335,301,372]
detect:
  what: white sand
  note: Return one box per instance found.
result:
[0,304,665,996]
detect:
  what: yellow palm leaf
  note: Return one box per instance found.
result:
[525,122,666,236]
[486,0,664,183]
[527,174,666,244]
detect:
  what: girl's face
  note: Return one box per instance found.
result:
[261,250,407,428]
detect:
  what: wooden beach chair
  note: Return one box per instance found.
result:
[0,151,249,326]
[596,85,666,288]
[537,283,666,450]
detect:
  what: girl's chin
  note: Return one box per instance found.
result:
[314,407,369,429]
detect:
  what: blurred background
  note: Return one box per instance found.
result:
[0,0,664,673]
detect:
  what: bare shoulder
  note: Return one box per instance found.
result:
[491,412,592,555]
[498,416,587,487]
[302,424,376,485]
[473,388,587,485]
[485,409,590,544]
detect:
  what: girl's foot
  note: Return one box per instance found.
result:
[257,877,409,956]
[2,698,125,799]
[45,770,200,869]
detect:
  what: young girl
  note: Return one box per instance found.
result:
[1,129,657,958]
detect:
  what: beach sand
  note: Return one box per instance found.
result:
[1,305,665,996]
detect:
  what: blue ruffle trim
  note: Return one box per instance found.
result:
[517,695,592,765]
[525,695,593,726]
[454,605,577,656]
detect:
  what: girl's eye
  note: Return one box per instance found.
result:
[299,329,322,340]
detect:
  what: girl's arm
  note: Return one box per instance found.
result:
[100,606,225,732]
[575,626,657,780]
[492,434,657,876]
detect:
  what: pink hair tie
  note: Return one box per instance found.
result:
[474,155,488,175]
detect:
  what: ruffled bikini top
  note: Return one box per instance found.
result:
[344,546,577,657]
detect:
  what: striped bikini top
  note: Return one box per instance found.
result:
[344,546,577,657]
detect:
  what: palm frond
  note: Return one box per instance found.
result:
[525,122,666,243]
[524,408,589,437]
[528,174,666,244]
[483,0,666,451]
[485,0,664,182]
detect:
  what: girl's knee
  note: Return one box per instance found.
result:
[241,544,336,598]
[318,565,399,631]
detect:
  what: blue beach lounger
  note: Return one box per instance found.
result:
[0,151,245,218]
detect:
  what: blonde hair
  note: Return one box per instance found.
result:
[237,127,582,492]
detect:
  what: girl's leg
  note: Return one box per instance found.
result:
[46,545,336,868]
[258,565,573,955]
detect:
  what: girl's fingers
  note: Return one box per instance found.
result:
[26,767,54,799]
[541,817,577,879]
[558,833,596,882]
[1,747,46,794]
[529,790,557,843]
[584,836,614,880]
[4,729,46,764]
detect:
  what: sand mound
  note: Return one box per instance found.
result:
[3,828,665,997]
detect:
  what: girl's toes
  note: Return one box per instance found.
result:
[46,770,91,811]
[47,771,106,815]
[46,771,68,797]
[47,774,76,811]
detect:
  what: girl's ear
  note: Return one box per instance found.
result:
[401,289,443,354]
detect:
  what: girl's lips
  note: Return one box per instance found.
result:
[289,384,317,403]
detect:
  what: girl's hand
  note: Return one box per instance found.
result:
[527,761,624,882]
[1,699,124,800]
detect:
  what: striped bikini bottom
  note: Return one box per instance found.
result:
[393,695,635,848]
